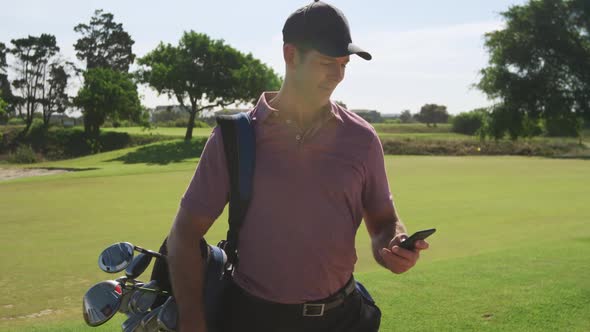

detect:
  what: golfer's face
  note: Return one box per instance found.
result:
[295,50,349,105]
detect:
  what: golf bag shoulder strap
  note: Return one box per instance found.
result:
[215,112,256,266]
[149,113,254,304]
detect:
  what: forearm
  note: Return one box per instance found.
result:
[167,222,207,331]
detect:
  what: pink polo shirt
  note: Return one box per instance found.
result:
[181,92,393,303]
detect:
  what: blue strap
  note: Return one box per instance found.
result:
[216,112,256,266]
[235,114,256,201]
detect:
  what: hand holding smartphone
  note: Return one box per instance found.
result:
[398,228,436,250]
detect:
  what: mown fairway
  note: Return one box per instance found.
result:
[103,125,590,145]
[103,126,213,139]
[1,141,589,331]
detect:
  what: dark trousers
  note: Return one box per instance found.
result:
[221,281,381,332]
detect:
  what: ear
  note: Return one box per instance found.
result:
[283,43,297,67]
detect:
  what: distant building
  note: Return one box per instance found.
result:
[351,109,383,123]
[49,114,82,127]
[153,105,190,114]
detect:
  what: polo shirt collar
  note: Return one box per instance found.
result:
[252,92,344,125]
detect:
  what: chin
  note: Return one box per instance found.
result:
[315,93,331,104]
[318,88,334,98]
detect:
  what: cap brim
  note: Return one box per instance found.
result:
[312,41,372,61]
[347,43,372,61]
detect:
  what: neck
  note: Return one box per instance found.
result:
[268,81,329,128]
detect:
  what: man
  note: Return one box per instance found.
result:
[167,1,430,331]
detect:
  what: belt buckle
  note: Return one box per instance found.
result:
[303,303,325,317]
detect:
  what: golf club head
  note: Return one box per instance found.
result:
[122,313,147,332]
[141,306,163,330]
[125,253,152,279]
[119,287,135,314]
[82,280,122,326]
[157,296,177,332]
[98,242,134,273]
[129,280,159,315]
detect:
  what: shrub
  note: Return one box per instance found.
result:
[154,119,210,128]
[27,120,49,150]
[174,119,187,127]
[113,119,133,128]
[544,116,581,137]
[452,110,485,135]
[522,115,544,137]
[99,131,132,151]
[45,129,132,156]
[194,120,209,128]
[7,118,25,125]
[379,137,583,157]
[8,145,39,164]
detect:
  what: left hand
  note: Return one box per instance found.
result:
[380,233,429,274]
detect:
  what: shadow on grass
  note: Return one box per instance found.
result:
[550,155,590,160]
[40,167,100,172]
[108,139,207,165]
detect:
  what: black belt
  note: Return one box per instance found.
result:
[235,276,357,317]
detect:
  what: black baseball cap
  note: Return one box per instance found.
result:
[282,0,372,61]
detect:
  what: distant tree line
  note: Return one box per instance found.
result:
[0,9,282,148]
[388,104,450,127]
[373,0,590,141]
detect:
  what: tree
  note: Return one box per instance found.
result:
[138,31,282,140]
[0,78,14,116]
[477,0,590,140]
[0,75,13,116]
[10,34,60,132]
[415,104,449,127]
[74,9,135,72]
[40,63,71,126]
[0,94,8,124]
[0,42,6,70]
[74,68,142,141]
[399,109,414,123]
[0,42,15,117]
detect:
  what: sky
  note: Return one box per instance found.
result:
[0,0,528,115]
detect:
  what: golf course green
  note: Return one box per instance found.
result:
[1,139,589,331]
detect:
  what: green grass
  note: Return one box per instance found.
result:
[103,126,212,138]
[1,144,590,331]
[101,125,590,145]
[373,123,453,133]
[378,132,472,140]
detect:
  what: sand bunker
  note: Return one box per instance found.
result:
[0,168,70,181]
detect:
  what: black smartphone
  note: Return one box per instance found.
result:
[398,228,436,250]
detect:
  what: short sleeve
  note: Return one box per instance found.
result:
[361,135,393,215]
[180,126,230,224]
